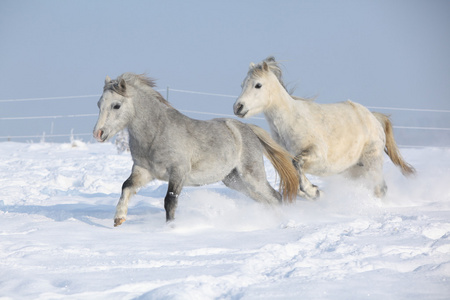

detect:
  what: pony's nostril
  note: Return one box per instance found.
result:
[235,103,244,115]
[95,129,104,141]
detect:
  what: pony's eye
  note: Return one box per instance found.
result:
[113,104,121,110]
[255,83,262,89]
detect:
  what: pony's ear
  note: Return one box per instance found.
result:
[249,62,255,69]
[105,75,112,85]
[118,78,126,92]
[262,61,269,71]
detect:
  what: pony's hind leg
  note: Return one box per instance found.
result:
[164,172,186,222]
[223,168,282,205]
[374,178,387,198]
[161,164,190,222]
[348,146,387,198]
[365,149,387,198]
[359,164,387,198]
[368,158,387,198]
[114,165,153,227]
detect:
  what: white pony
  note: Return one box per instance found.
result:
[234,57,415,199]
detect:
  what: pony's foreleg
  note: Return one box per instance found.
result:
[293,155,321,199]
[114,165,153,227]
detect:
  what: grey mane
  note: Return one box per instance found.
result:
[249,56,287,89]
[104,72,171,107]
[250,56,313,102]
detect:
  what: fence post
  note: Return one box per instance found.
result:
[166,86,169,101]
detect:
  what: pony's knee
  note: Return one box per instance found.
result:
[123,166,153,192]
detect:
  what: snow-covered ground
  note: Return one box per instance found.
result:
[0,141,449,299]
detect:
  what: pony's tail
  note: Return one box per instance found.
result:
[373,112,416,176]
[248,124,299,202]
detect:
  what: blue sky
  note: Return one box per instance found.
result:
[0,0,449,144]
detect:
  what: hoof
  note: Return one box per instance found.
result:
[300,185,322,201]
[374,184,387,198]
[166,219,176,228]
[314,189,324,200]
[114,218,126,227]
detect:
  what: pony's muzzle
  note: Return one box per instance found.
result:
[94,129,106,142]
[234,102,246,118]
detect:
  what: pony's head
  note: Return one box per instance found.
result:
[93,74,135,142]
[234,56,286,118]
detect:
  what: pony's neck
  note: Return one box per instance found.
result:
[128,89,170,145]
[265,81,297,119]
[264,81,309,140]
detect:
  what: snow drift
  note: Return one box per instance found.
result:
[0,141,449,299]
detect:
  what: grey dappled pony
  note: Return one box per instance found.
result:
[93,73,299,226]
[234,57,415,199]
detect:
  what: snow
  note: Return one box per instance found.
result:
[0,141,449,299]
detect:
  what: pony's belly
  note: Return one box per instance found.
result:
[305,165,350,177]
[149,166,232,187]
[303,165,335,177]
[303,156,360,176]
[147,161,233,186]
[185,167,233,186]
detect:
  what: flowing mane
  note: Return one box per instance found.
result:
[249,56,287,90]
[105,72,171,107]
[249,57,312,101]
